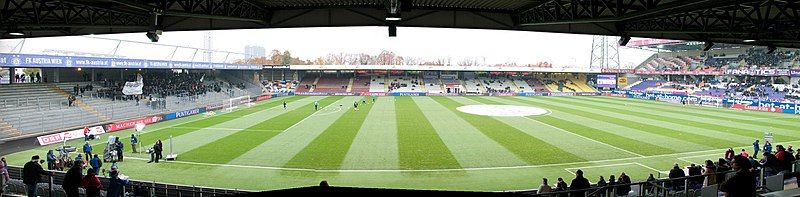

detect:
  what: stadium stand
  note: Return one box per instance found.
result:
[295,76,316,93]
[512,78,535,93]
[350,76,371,93]
[423,76,445,94]
[637,47,800,72]
[369,76,386,92]
[388,76,424,93]
[479,77,515,93]
[312,74,350,93]
[262,80,297,93]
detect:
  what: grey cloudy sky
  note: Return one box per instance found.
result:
[0,27,654,68]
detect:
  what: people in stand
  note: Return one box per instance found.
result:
[607,175,617,196]
[106,166,128,197]
[617,172,631,196]
[753,140,760,158]
[740,149,750,158]
[81,168,102,197]
[131,134,139,153]
[765,141,773,154]
[536,178,552,194]
[569,169,590,196]
[89,154,102,174]
[702,160,717,187]
[148,140,163,163]
[23,155,52,197]
[719,155,756,197]
[0,157,9,195]
[668,164,686,190]
[687,163,702,187]
[554,177,568,197]
[724,148,735,162]
[62,160,83,197]
[596,176,607,197]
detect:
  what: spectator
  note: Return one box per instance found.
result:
[740,149,749,158]
[554,177,568,197]
[596,176,607,197]
[725,148,735,162]
[668,164,686,190]
[83,127,90,141]
[765,141,773,154]
[569,169,590,196]
[645,174,656,195]
[702,160,717,186]
[0,157,9,195]
[106,167,128,197]
[719,155,756,197]
[81,168,102,197]
[753,140,760,158]
[62,161,83,197]
[536,178,552,194]
[23,155,51,197]
[90,154,102,173]
[618,172,631,195]
[688,163,702,186]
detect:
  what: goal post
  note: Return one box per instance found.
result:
[226,95,252,112]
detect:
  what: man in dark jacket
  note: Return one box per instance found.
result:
[148,140,163,163]
[668,164,686,190]
[62,161,83,197]
[23,155,51,197]
[569,169,591,197]
[720,155,756,197]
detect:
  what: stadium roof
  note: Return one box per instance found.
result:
[2,0,800,48]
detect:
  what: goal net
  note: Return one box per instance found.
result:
[226,95,253,112]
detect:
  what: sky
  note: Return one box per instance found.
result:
[0,27,655,68]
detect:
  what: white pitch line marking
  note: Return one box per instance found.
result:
[525,116,645,158]
[123,139,800,173]
[280,98,350,133]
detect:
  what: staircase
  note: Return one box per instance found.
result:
[48,84,110,122]
[0,119,22,137]
[309,77,320,92]
[346,77,354,92]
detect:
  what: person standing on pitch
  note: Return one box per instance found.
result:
[353,101,359,111]
[753,140,760,158]
[130,134,138,153]
[314,101,319,111]
[283,100,287,109]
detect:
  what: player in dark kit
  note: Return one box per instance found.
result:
[283,100,287,109]
[314,101,319,111]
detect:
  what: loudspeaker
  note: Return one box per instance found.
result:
[703,42,714,51]
[388,25,397,37]
[618,36,631,46]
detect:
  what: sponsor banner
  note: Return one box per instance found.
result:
[106,115,163,132]
[724,99,799,114]
[731,104,784,113]
[464,93,487,96]
[295,92,329,96]
[360,92,388,96]
[617,77,628,87]
[602,92,627,97]
[791,69,800,77]
[0,53,261,70]
[634,70,724,75]
[389,92,426,96]
[163,108,206,121]
[205,103,225,111]
[577,92,601,96]
[517,92,547,96]
[626,39,684,47]
[426,93,461,96]
[37,126,106,146]
[725,69,791,76]
[489,92,516,96]
[601,68,634,74]
[256,95,272,101]
[549,92,576,96]
[331,92,356,96]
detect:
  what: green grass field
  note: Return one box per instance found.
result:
[5,95,800,191]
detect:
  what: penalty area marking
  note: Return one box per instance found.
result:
[525,116,645,158]
[123,139,800,173]
[457,105,550,117]
[563,163,663,175]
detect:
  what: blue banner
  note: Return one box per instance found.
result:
[389,92,426,96]
[0,53,261,70]
[163,107,206,120]
[609,90,800,115]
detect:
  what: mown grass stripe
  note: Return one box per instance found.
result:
[588,96,800,130]
[551,96,793,141]
[478,97,675,156]
[596,96,788,119]
[180,96,343,164]
[570,96,799,140]
[283,97,375,169]
[510,97,741,148]
[92,96,298,151]
[395,96,462,170]
[433,96,585,165]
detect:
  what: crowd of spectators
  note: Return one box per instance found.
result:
[262,80,298,93]
[641,48,800,72]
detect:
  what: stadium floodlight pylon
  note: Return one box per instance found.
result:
[590,35,621,69]
[226,95,252,112]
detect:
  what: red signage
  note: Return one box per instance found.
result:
[256,95,272,101]
[731,104,783,113]
[360,92,387,96]
[105,115,163,132]
[37,126,106,146]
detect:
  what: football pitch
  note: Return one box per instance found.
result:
[5,95,800,191]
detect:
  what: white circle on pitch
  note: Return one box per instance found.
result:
[456,105,549,117]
